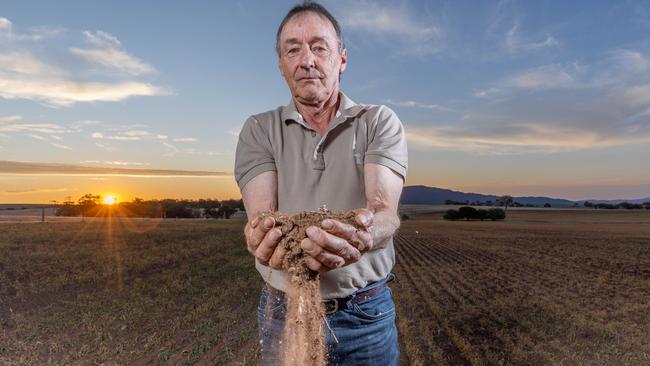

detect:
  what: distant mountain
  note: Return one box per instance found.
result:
[400,185,576,206]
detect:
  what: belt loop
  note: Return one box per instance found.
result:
[387,272,396,284]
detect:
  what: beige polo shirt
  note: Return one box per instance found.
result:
[234,92,408,299]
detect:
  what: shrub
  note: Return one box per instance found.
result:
[458,206,479,221]
[443,209,460,221]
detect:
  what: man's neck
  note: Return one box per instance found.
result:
[294,90,340,135]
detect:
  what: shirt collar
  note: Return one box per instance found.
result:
[281,92,367,128]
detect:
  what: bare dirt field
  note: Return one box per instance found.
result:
[1,210,649,365]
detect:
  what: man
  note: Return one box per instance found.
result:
[234,2,407,365]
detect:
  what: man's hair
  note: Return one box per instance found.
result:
[275,1,345,55]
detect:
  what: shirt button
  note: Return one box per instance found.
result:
[311,131,316,137]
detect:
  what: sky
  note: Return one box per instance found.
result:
[1,0,650,204]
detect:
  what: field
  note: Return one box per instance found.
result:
[1,210,649,365]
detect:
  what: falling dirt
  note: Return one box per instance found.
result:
[260,209,362,366]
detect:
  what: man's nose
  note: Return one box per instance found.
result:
[298,47,316,68]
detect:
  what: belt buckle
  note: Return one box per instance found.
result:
[323,299,339,315]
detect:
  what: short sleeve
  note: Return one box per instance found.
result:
[234,116,277,190]
[365,106,408,179]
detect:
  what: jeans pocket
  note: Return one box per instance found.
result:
[257,287,286,319]
[351,287,395,321]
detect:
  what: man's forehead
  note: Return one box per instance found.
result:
[280,11,337,41]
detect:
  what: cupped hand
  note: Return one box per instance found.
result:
[244,215,286,269]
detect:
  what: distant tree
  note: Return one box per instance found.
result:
[583,201,594,208]
[595,203,617,209]
[619,202,643,210]
[644,202,650,210]
[496,195,514,211]
[443,209,460,221]
[476,209,489,221]
[543,203,552,208]
[217,205,237,219]
[55,198,79,216]
[458,206,479,221]
[401,214,410,221]
[77,193,102,217]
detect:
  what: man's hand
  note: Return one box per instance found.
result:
[300,209,374,273]
[245,215,286,269]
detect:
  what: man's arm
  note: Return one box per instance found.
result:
[300,163,404,272]
[242,171,285,268]
[363,162,403,246]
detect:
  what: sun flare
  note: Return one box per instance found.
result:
[103,195,117,205]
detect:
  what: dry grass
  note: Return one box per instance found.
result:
[394,210,650,365]
[1,210,649,365]
[0,217,262,365]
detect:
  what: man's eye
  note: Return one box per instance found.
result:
[287,48,299,55]
[312,46,327,53]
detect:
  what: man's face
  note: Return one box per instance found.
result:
[278,12,347,105]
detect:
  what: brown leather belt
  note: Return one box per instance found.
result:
[266,282,390,315]
[322,283,388,315]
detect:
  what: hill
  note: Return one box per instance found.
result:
[400,185,575,206]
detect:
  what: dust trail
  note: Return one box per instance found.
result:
[260,210,360,366]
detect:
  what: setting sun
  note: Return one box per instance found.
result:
[103,195,117,205]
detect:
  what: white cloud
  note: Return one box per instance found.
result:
[70,30,154,75]
[91,132,104,139]
[80,160,150,166]
[623,84,650,107]
[162,142,180,156]
[0,17,64,42]
[26,134,47,141]
[0,76,165,106]
[526,36,560,50]
[173,137,198,142]
[83,30,120,48]
[506,64,575,90]
[386,99,452,112]
[406,122,650,155]
[0,20,165,107]
[0,52,63,76]
[50,142,72,150]
[611,49,648,74]
[0,122,70,134]
[0,17,11,30]
[0,114,23,122]
[337,1,442,54]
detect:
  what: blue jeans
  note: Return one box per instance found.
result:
[257,274,399,366]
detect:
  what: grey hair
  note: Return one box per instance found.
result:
[275,1,345,55]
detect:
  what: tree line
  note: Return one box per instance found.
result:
[55,194,245,219]
[582,201,650,210]
[443,207,506,221]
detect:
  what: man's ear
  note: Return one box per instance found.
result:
[339,48,347,74]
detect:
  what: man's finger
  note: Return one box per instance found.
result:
[268,242,287,269]
[304,256,324,272]
[321,219,357,241]
[354,208,374,228]
[305,227,360,262]
[255,228,282,264]
[249,217,275,250]
[301,238,344,269]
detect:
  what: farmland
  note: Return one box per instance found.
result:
[1,210,650,365]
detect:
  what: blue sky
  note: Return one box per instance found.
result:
[1,0,650,202]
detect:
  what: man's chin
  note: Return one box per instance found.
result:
[294,89,326,104]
